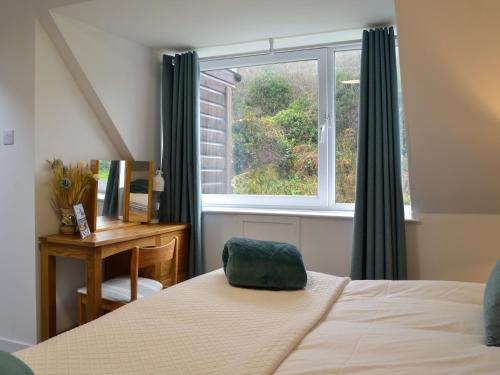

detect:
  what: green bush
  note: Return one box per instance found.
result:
[244,71,293,116]
[232,114,292,175]
[291,144,317,177]
[335,127,357,203]
[231,68,320,196]
[233,165,317,196]
[273,97,317,145]
[335,71,360,203]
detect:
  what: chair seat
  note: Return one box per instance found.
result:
[78,276,163,302]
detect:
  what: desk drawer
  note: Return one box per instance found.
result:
[101,237,156,259]
[103,237,157,280]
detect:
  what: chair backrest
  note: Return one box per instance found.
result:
[130,238,177,301]
[138,239,176,269]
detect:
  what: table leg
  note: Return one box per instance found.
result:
[40,243,56,341]
[86,248,102,322]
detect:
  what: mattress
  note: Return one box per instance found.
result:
[15,272,499,374]
[276,279,498,374]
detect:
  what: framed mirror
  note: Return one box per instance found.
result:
[88,160,153,231]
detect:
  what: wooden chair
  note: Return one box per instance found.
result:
[77,238,177,325]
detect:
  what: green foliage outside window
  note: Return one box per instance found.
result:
[335,70,360,203]
[228,57,409,205]
[231,63,320,196]
[244,72,293,117]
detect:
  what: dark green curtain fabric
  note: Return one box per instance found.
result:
[351,27,407,280]
[160,52,204,277]
[102,160,119,217]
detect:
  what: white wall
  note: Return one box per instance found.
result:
[204,213,500,283]
[395,0,500,214]
[204,214,353,277]
[406,214,500,281]
[0,0,37,352]
[51,12,161,164]
[34,21,121,334]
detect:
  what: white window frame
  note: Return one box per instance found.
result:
[200,44,366,211]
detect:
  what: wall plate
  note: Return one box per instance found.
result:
[3,129,14,145]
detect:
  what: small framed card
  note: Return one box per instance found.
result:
[73,203,91,239]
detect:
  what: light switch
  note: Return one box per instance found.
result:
[3,129,14,145]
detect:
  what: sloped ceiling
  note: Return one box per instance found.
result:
[51,13,160,161]
[33,0,160,162]
[33,0,90,9]
[396,0,500,213]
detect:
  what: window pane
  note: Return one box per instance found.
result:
[201,60,319,196]
[335,50,361,204]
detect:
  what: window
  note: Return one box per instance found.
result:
[200,45,410,210]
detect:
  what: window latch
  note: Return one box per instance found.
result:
[319,124,326,144]
[319,115,331,144]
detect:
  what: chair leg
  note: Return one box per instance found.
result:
[77,293,85,326]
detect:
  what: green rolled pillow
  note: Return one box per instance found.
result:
[0,352,34,375]
[484,260,500,346]
[222,237,307,290]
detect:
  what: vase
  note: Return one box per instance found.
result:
[60,207,76,235]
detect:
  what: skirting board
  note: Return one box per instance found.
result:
[0,337,32,353]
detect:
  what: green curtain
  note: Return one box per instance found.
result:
[160,52,204,277]
[102,160,119,217]
[351,27,407,280]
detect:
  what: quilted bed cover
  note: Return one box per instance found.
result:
[16,270,348,375]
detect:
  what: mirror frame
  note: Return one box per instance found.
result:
[87,159,99,232]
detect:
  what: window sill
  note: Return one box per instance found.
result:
[203,206,419,222]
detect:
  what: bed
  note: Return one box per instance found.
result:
[15,270,498,375]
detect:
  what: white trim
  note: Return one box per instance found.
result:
[274,29,363,51]
[198,41,363,64]
[0,337,33,353]
[200,47,326,70]
[203,206,418,222]
[327,47,336,208]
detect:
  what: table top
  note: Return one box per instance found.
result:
[40,223,189,247]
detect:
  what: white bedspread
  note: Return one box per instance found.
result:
[16,270,349,375]
[275,279,498,375]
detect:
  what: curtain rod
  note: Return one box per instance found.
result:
[198,40,362,63]
[197,33,399,63]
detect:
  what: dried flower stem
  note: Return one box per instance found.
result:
[47,159,95,212]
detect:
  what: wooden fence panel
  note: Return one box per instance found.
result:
[199,69,238,195]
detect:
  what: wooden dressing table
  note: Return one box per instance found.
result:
[40,223,189,341]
